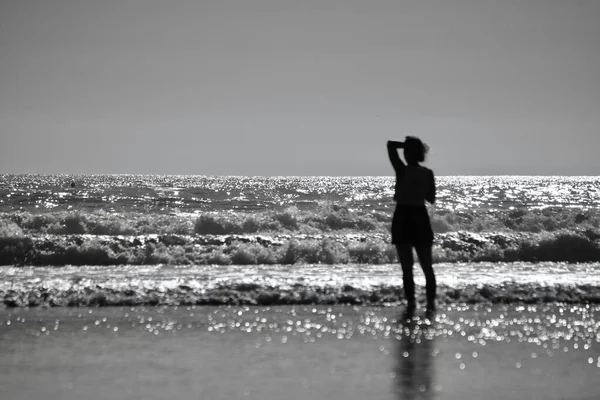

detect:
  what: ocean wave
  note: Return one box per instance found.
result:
[2,261,599,307]
[2,281,599,308]
[1,230,600,266]
[2,206,599,237]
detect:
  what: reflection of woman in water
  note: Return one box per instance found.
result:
[395,317,436,399]
[387,137,436,313]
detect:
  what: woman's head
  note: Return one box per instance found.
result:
[403,136,429,164]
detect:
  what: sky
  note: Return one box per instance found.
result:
[1,0,599,176]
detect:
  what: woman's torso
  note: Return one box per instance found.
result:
[394,165,433,206]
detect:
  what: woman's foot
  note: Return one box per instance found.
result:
[402,301,415,316]
[401,307,416,322]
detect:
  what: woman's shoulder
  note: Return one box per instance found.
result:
[413,165,434,175]
[402,165,434,178]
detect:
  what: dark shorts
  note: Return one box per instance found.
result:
[391,205,434,246]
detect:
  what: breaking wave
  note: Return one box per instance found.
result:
[3,283,600,308]
[1,206,600,267]
[2,206,600,237]
[1,230,600,266]
[2,262,599,307]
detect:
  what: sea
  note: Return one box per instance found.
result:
[1,174,600,399]
[1,174,599,307]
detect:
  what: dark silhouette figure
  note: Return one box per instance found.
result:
[70,182,75,188]
[394,314,437,399]
[387,137,436,312]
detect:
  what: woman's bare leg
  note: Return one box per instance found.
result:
[397,244,416,308]
[415,246,436,311]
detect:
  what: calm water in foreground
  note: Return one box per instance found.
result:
[1,304,599,400]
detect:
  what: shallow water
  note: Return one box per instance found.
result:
[1,305,599,400]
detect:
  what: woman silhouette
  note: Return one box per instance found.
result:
[387,137,436,313]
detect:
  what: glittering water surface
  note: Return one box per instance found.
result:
[2,175,600,213]
[1,305,599,400]
[2,262,600,293]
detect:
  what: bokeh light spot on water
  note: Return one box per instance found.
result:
[2,303,599,386]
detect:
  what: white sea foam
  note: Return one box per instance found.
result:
[1,263,599,307]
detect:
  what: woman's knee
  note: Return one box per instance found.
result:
[424,271,436,283]
[421,263,435,279]
[415,246,432,262]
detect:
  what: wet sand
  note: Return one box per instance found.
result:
[1,304,599,400]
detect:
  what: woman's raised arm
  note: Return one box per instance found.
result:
[387,140,405,172]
